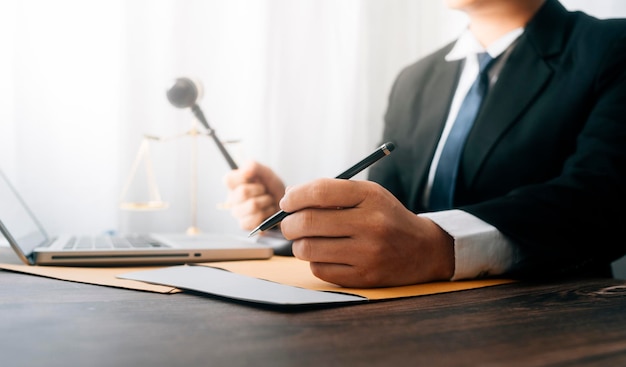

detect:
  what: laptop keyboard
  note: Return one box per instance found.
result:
[62,235,168,250]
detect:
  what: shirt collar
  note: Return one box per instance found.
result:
[445,27,525,62]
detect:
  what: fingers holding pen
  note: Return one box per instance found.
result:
[247,143,394,236]
[279,178,369,213]
[279,178,386,239]
[277,178,456,288]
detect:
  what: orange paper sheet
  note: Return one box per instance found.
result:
[0,245,513,299]
[203,256,515,300]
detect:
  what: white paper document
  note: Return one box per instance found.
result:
[119,265,366,306]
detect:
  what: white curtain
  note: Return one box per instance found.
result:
[0,0,623,237]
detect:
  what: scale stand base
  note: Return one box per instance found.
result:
[186,226,201,235]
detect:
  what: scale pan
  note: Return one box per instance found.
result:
[119,201,170,211]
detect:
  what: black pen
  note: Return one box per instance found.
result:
[248,142,396,237]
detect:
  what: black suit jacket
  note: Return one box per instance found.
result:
[369,0,626,277]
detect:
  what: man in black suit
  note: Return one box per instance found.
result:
[224,0,626,287]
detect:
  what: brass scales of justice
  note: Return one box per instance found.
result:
[118,78,239,235]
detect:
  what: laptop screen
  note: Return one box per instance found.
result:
[0,170,48,258]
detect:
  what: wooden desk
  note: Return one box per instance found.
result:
[2,268,626,366]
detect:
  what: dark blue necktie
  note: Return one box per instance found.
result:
[428,53,495,211]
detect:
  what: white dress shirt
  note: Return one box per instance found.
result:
[419,28,525,280]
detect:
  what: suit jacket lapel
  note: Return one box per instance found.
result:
[460,0,567,187]
[461,41,552,186]
[409,58,462,207]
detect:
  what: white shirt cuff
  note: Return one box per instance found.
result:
[419,209,519,280]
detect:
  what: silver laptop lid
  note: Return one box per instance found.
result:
[0,170,49,265]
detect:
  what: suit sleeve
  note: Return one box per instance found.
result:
[463,33,626,278]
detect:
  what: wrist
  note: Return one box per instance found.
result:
[424,218,455,280]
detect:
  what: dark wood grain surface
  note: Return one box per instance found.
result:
[2,262,626,366]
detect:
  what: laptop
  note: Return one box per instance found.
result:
[0,169,273,266]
